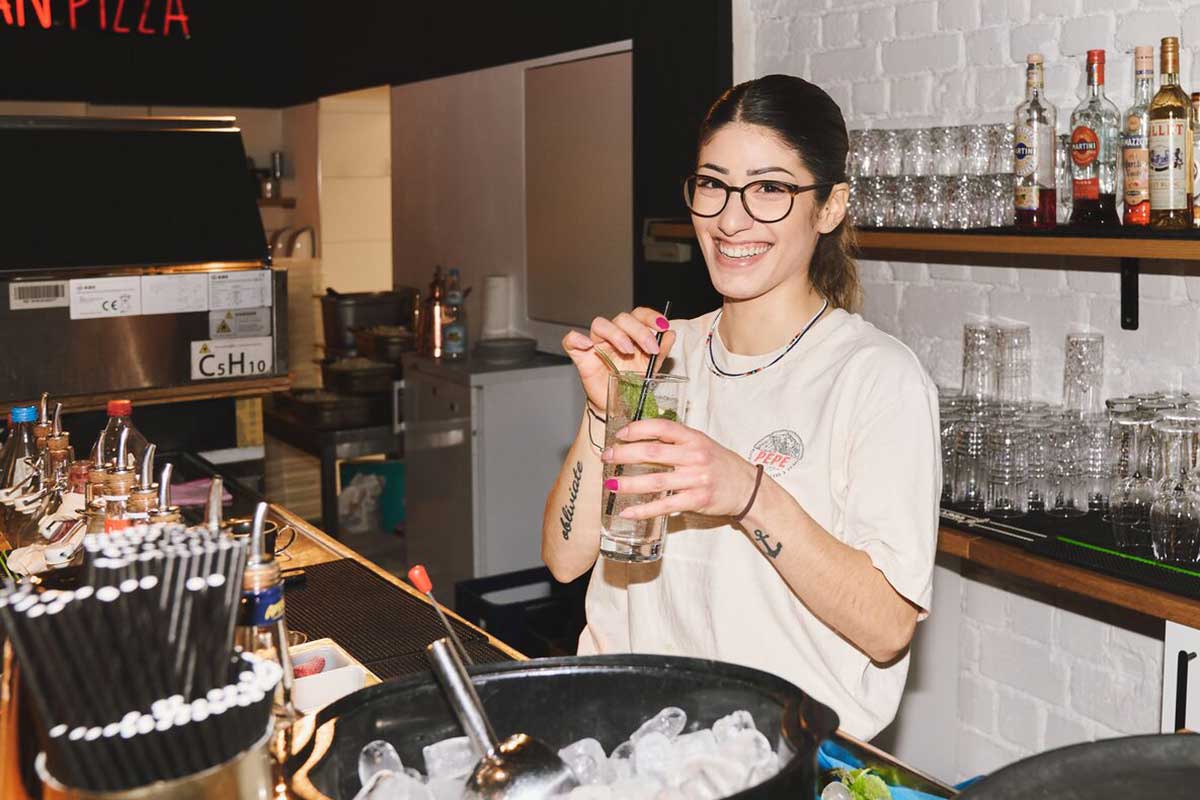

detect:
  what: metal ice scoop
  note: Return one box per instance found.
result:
[426,638,579,799]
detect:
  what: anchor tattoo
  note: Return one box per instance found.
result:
[752,529,782,559]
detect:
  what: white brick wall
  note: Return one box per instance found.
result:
[735,0,1185,784]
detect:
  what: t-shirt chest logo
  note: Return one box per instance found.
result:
[749,430,804,477]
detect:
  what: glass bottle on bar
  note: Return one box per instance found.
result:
[1192,92,1200,228]
[1122,46,1155,226]
[1013,53,1057,230]
[1150,36,1193,229]
[1069,49,1121,226]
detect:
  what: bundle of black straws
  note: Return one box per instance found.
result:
[0,523,282,792]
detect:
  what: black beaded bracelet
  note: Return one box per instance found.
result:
[731,464,765,523]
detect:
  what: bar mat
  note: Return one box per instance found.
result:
[285,559,486,665]
[365,639,514,681]
[939,505,1200,601]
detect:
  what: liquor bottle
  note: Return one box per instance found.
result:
[0,405,39,492]
[1069,49,1121,226]
[443,268,468,361]
[1150,37,1193,229]
[418,266,447,358]
[1122,46,1155,226]
[1193,92,1200,228]
[91,399,148,470]
[1013,53,1057,230]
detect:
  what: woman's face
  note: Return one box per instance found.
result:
[691,122,842,302]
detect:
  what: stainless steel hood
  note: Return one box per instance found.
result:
[0,116,288,405]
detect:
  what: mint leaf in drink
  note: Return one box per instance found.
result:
[618,376,659,420]
[660,409,678,422]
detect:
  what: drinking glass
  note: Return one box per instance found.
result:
[963,125,991,175]
[915,175,947,229]
[600,372,689,563]
[879,130,904,176]
[1112,473,1156,553]
[961,322,997,404]
[952,415,988,512]
[1079,415,1114,512]
[859,129,883,177]
[1151,411,1200,492]
[903,128,934,176]
[995,323,1031,411]
[1047,422,1087,517]
[1055,133,1073,225]
[940,410,961,505]
[893,175,918,228]
[848,176,865,225]
[1025,417,1054,512]
[1150,482,1200,565]
[986,423,1028,518]
[987,174,1015,227]
[864,176,894,227]
[847,130,869,177]
[1063,332,1104,416]
[933,126,962,175]
[989,123,1015,174]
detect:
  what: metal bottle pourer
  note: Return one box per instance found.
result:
[204,475,224,534]
[104,428,135,498]
[32,392,52,449]
[240,501,296,717]
[148,462,182,524]
[127,443,158,518]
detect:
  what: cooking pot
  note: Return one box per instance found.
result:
[957,733,1200,799]
[288,654,838,799]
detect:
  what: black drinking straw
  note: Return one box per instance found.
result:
[605,300,671,517]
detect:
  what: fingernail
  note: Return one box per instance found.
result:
[619,509,635,519]
[616,427,629,439]
[655,317,669,330]
[602,448,613,461]
[604,478,619,491]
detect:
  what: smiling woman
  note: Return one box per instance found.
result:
[542,75,940,741]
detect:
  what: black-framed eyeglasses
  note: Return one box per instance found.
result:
[682,174,833,223]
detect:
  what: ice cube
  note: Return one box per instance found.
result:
[677,774,722,800]
[718,729,774,773]
[711,710,755,744]
[747,751,782,786]
[359,740,404,788]
[422,736,479,780]
[654,788,688,800]
[669,755,749,794]
[427,776,467,800]
[671,729,716,763]
[352,770,431,800]
[567,786,612,799]
[559,737,610,785]
[821,781,854,800]
[633,731,677,779]
[404,766,426,783]
[608,739,635,780]
[631,707,687,742]
[610,777,663,800]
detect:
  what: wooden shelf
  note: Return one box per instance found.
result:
[257,197,296,209]
[938,526,1200,628]
[857,228,1200,261]
[13,375,292,414]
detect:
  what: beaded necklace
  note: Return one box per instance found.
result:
[706,299,829,378]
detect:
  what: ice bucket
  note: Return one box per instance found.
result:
[289,654,839,799]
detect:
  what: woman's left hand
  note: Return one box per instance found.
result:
[601,419,759,520]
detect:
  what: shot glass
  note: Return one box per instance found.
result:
[600,371,689,563]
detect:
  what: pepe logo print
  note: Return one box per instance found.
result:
[749,430,804,477]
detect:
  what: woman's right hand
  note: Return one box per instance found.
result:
[562,308,676,413]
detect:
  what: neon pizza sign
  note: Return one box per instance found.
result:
[0,0,190,37]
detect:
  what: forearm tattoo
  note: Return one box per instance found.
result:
[560,461,583,540]
[752,529,783,559]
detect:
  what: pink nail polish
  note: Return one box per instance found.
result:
[655,317,669,330]
[604,478,619,491]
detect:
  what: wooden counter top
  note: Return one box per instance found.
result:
[939,525,1200,628]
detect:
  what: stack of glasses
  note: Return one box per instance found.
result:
[940,324,1200,567]
[847,124,1016,229]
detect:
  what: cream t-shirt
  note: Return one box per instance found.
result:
[577,308,941,740]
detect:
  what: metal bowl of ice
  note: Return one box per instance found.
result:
[288,654,839,799]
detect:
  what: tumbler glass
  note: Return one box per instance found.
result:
[961,322,997,405]
[903,128,934,176]
[987,174,1015,227]
[1112,473,1155,553]
[946,176,976,229]
[1150,482,1200,565]
[989,123,1015,174]
[986,423,1028,518]
[1063,332,1104,416]
[848,176,865,226]
[859,129,882,177]
[1055,133,1073,225]
[847,130,869,177]
[1151,411,1200,492]
[915,175,948,229]
[879,129,904,176]
[940,409,962,504]
[1047,422,1088,517]
[1079,415,1114,512]
[893,175,918,228]
[963,125,992,175]
[864,176,894,227]
[995,323,1031,411]
[933,126,963,175]
[600,372,689,563]
[1024,417,1054,512]
[953,415,988,512]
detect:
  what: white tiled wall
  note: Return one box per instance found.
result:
[733,0,1186,783]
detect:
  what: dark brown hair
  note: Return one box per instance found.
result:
[698,74,861,312]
